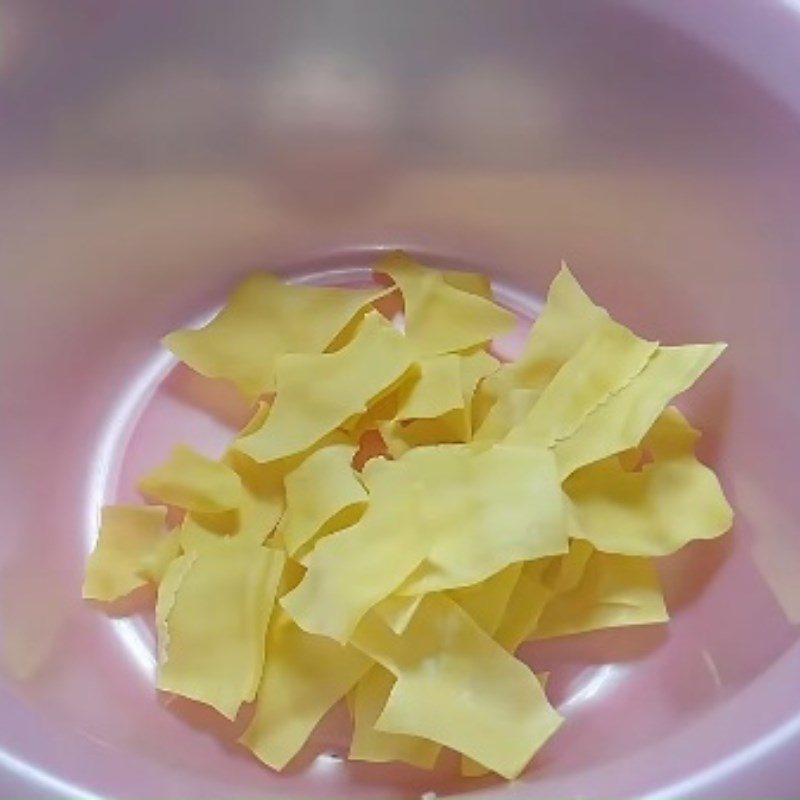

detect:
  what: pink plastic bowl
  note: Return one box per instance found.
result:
[2,2,800,797]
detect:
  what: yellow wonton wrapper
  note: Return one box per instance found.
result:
[383,350,501,454]
[488,264,609,396]
[492,541,595,652]
[395,355,465,422]
[505,318,658,449]
[240,610,371,770]
[533,547,668,639]
[376,251,516,356]
[451,563,523,636]
[137,533,182,584]
[164,274,388,398]
[440,268,493,299]
[281,459,422,643]
[277,443,367,558]
[285,444,568,642]
[492,561,553,653]
[239,399,273,437]
[460,671,552,777]
[138,444,242,513]
[350,664,441,768]
[353,595,562,780]
[83,505,167,601]
[235,312,414,463]
[398,444,568,595]
[474,386,540,443]
[566,407,733,556]
[375,594,424,636]
[552,343,726,478]
[156,543,284,719]
[179,450,285,549]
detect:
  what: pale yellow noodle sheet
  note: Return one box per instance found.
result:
[138,444,242,513]
[156,543,284,719]
[350,664,440,768]
[83,505,167,601]
[353,595,562,780]
[277,443,367,558]
[376,251,516,356]
[566,407,733,556]
[164,274,388,398]
[235,312,414,463]
[240,610,371,770]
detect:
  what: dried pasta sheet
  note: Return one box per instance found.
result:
[281,460,425,643]
[240,610,371,770]
[450,563,523,636]
[542,538,595,594]
[553,343,726,478]
[532,546,668,639]
[487,264,609,398]
[350,664,440,768]
[375,595,424,636]
[354,595,562,780]
[277,443,367,558]
[460,671,553,778]
[440,268,493,299]
[566,407,733,556]
[505,318,658,449]
[164,274,388,398]
[376,251,515,356]
[492,561,553,653]
[83,505,167,601]
[378,350,500,456]
[395,355,465,422]
[398,444,568,595]
[474,387,540,443]
[179,451,285,550]
[156,543,284,719]
[239,399,273,437]
[137,533,182,584]
[138,445,242,513]
[235,312,414,463]
[492,541,594,652]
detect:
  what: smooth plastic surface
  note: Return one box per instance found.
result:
[2,2,800,798]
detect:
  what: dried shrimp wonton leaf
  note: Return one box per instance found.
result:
[136,533,182,584]
[285,443,568,642]
[281,459,424,643]
[376,251,516,355]
[164,274,388,398]
[533,547,668,639]
[350,664,441,768]
[138,444,242,513]
[178,452,285,549]
[240,610,371,770]
[450,563,523,636]
[565,407,733,555]
[156,543,284,719]
[504,318,658,449]
[397,444,568,595]
[552,343,726,478]
[395,354,465,422]
[277,443,367,558]
[83,505,167,601]
[234,312,414,463]
[487,263,609,396]
[353,595,562,779]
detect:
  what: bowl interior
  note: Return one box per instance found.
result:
[1,2,800,798]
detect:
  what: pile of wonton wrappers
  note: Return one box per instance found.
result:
[83,252,733,780]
